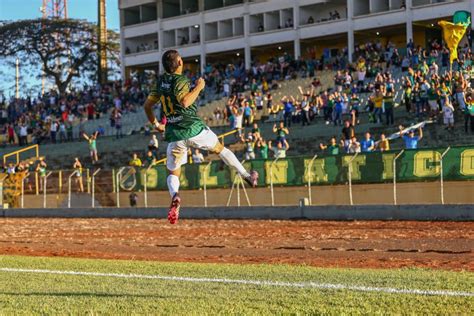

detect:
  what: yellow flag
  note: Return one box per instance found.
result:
[438,20,468,64]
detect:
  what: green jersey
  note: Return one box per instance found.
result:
[150,73,206,142]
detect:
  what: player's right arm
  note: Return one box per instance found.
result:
[144,88,165,132]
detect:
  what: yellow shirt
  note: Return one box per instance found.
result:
[129,158,142,167]
[378,139,390,151]
[373,95,383,108]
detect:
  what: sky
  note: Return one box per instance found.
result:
[0,0,120,97]
[0,0,120,30]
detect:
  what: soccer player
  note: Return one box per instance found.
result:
[143,50,259,224]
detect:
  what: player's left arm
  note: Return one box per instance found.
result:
[178,78,205,108]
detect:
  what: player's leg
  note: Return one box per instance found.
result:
[165,141,188,224]
[189,128,259,187]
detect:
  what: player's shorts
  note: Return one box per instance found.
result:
[166,127,219,171]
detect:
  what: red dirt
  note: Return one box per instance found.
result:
[0,218,472,271]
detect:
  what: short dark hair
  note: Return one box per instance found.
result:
[162,50,180,73]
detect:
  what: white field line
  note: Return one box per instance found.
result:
[0,267,472,298]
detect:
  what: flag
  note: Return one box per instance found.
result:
[438,20,468,64]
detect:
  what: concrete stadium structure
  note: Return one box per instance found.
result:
[119,0,474,77]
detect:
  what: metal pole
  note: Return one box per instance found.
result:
[35,172,39,195]
[92,168,101,208]
[270,157,279,207]
[144,169,148,208]
[86,169,91,194]
[393,150,404,205]
[203,161,211,207]
[307,154,318,205]
[43,171,52,208]
[21,175,26,208]
[440,147,451,205]
[116,167,125,208]
[58,170,62,194]
[68,171,74,209]
[347,153,359,206]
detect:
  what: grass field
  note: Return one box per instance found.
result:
[0,256,472,315]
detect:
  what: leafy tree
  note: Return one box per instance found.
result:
[0,18,120,96]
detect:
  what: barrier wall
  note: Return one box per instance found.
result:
[127,146,474,191]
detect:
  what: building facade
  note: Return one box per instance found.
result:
[119,0,474,78]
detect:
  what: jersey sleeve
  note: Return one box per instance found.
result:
[174,77,190,104]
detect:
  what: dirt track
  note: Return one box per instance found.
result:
[0,218,472,271]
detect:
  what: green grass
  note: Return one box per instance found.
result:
[0,256,472,315]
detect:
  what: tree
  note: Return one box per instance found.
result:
[0,18,120,96]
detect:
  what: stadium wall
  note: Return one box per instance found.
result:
[2,204,473,221]
[19,181,474,209]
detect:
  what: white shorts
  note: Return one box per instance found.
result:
[166,127,219,171]
[444,117,454,125]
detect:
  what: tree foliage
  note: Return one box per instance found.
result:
[0,18,120,96]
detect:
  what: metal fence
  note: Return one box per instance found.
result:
[2,145,473,209]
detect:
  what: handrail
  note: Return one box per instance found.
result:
[3,145,39,165]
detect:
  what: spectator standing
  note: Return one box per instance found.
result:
[144,150,156,167]
[36,158,47,192]
[319,137,340,155]
[377,133,390,151]
[242,133,256,160]
[341,120,355,150]
[399,125,423,149]
[360,132,375,152]
[269,139,289,158]
[273,122,289,146]
[59,121,67,143]
[129,153,143,167]
[50,120,58,144]
[347,136,361,154]
[83,132,99,164]
[383,91,395,126]
[73,157,84,193]
[19,123,28,146]
[442,96,455,131]
[281,96,294,127]
[148,134,159,157]
[192,149,205,164]
[256,138,269,159]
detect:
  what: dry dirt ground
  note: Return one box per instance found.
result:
[0,218,472,271]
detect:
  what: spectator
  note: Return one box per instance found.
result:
[399,125,423,149]
[281,95,294,127]
[360,132,375,152]
[36,157,47,192]
[83,131,99,164]
[50,119,58,144]
[242,133,256,160]
[273,122,289,146]
[59,121,67,142]
[148,134,159,157]
[269,139,289,158]
[341,120,355,150]
[307,16,314,24]
[256,138,269,159]
[319,137,340,155]
[442,96,455,132]
[383,90,395,126]
[377,133,390,151]
[347,136,361,154]
[192,148,205,164]
[129,153,142,167]
[73,157,84,193]
[144,150,156,167]
[129,191,138,207]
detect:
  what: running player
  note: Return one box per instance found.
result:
[144,50,259,224]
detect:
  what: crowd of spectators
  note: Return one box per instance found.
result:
[0,78,149,147]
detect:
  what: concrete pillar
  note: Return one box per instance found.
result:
[294,39,301,59]
[245,46,251,70]
[347,0,354,63]
[243,2,251,70]
[157,17,164,74]
[119,11,126,80]
[405,0,413,46]
[200,12,206,75]
[293,2,300,59]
